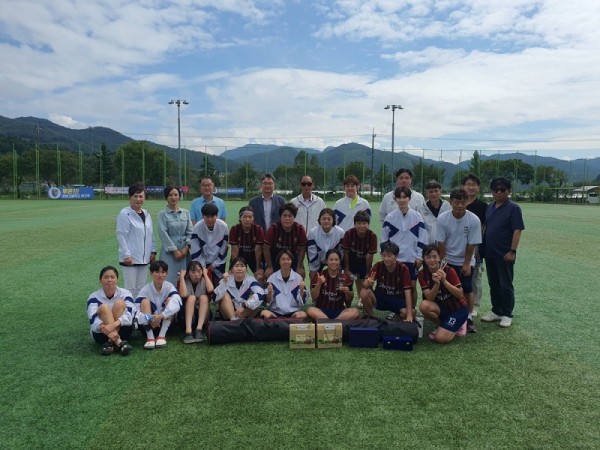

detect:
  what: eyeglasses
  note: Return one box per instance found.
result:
[301,182,313,186]
[492,188,507,193]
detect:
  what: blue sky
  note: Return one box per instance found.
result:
[1,0,599,163]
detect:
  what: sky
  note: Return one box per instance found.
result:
[1,0,600,163]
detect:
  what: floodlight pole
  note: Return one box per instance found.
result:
[384,104,403,176]
[169,99,189,189]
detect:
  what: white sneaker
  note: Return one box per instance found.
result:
[155,337,167,348]
[471,308,479,318]
[144,338,156,350]
[481,312,502,322]
[499,316,512,328]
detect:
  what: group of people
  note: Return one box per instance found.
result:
[86,169,524,354]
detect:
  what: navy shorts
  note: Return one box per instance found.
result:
[402,262,419,281]
[92,325,133,344]
[321,307,345,319]
[449,264,473,294]
[439,307,469,333]
[375,293,407,313]
[349,261,368,279]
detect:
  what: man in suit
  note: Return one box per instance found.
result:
[248,173,286,233]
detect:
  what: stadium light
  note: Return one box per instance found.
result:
[384,104,403,176]
[169,99,189,189]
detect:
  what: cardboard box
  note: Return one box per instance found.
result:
[289,323,315,349]
[316,322,343,349]
[382,335,413,351]
[349,327,379,348]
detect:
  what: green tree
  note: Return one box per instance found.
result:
[229,162,259,197]
[535,165,567,187]
[337,160,371,185]
[412,159,444,191]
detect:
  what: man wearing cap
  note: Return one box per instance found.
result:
[291,175,326,235]
[190,176,227,225]
[481,177,525,328]
[379,168,426,222]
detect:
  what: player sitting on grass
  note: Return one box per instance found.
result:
[262,250,308,319]
[178,261,214,344]
[86,266,134,356]
[418,244,468,343]
[360,242,414,322]
[307,249,360,321]
[136,260,182,349]
[214,257,265,320]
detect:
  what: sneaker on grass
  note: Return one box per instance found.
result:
[471,308,478,318]
[155,337,167,348]
[118,340,132,356]
[481,312,502,322]
[466,318,477,333]
[144,338,156,350]
[101,342,114,356]
[183,333,196,344]
[499,316,512,328]
[193,330,206,343]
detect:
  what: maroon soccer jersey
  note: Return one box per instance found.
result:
[265,222,307,270]
[229,223,264,270]
[342,228,377,267]
[417,266,467,312]
[311,270,352,310]
[368,261,411,298]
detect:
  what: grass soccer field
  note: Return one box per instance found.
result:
[0,199,599,449]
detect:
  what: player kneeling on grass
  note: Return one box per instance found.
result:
[262,250,308,319]
[360,242,414,322]
[307,249,360,321]
[87,266,134,356]
[136,261,182,349]
[214,257,264,320]
[178,261,214,344]
[418,244,469,343]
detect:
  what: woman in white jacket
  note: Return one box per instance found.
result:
[116,183,156,298]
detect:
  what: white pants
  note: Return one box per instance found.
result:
[122,265,149,299]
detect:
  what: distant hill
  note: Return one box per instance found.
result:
[1,115,598,184]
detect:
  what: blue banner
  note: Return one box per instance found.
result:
[48,187,95,200]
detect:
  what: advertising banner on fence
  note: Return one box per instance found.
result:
[48,186,95,200]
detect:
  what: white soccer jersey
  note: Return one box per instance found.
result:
[306,225,345,272]
[190,218,229,276]
[266,269,307,315]
[86,287,134,334]
[291,193,326,234]
[333,195,371,232]
[436,210,482,267]
[381,208,428,263]
[379,190,426,223]
[417,200,452,245]
[214,274,264,310]
[135,280,182,319]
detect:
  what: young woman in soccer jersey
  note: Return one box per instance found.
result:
[418,245,469,343]
[342,210,378,295]
[229,205,265,283]
[261,250,308,319]
[306,208,345,279]
[307,249,360,321]
[214,257,264,320]
[86,266,134,356]
[264,203,307,279]
[360,242,413,322]
[136,260,182,349]
[178,261,214,344]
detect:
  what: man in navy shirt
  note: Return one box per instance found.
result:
[481,177,525,328]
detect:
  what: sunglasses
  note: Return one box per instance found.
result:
[492,188,507,193]
[301,182,313,186]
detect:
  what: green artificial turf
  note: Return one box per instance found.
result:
[0,199,598,449]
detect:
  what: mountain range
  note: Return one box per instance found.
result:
[1,115,598,185]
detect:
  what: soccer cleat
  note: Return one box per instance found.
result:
[499,316,512,328]
[155,337,167,348]
[467,318,477,333]
[144,338,156,350]
[183,333,196,344]
[481,312,502,322]
[456,321,467,337]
